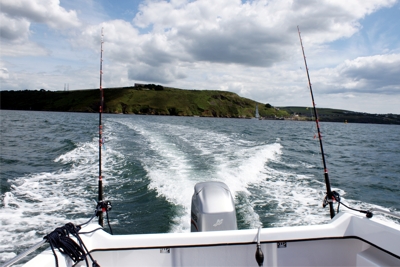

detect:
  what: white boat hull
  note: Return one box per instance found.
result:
[21,212,400,267]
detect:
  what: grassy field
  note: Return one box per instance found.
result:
[1,86,398,124]
[0,86,289,118]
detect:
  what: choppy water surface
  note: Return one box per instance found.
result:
[1,110,399,264]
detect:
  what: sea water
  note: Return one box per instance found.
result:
[1,110,399,264]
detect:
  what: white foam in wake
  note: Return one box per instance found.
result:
[116,118,282,232]
[0,131,123,263]
[111,117,400,233]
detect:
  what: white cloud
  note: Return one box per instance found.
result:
[312,54,400,95]
[66,0,398,82]
[69,0,396,93]
[130,0,397,66]
[0,0,81,56]
[0,68,9,80]
[0,42,48,57]
[1,0,399,114]
[0,13,30,41]
[340,54,400,92]
[0,64,99,92]
[128,63,187,84]
[1,0,80,30]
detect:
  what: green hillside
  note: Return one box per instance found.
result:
[279,106,400,124]
[0,86,289,118]
[2,86,399,124]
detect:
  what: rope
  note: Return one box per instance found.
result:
[43,200,113,267]
[44,223,100,267]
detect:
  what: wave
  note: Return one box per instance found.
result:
[114,118,283,232]
[113,117,399,231]
[2,114,398,264]
[0,129,123,263]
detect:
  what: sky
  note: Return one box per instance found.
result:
[1,0,399,114]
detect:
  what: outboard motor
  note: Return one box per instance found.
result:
[191,181,238,232]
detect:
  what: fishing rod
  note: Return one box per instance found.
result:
[3,29,110,267]
[297,26,336,219]
[98,28,104,226]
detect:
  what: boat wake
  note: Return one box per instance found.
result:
[0,132,123,263]
[1,115,398,265]
[112,117,399,232]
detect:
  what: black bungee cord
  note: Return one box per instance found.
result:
[323,191,373,218]
[43,200,113,267]
[44,222,100,267]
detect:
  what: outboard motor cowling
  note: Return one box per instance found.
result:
[191,181,238,232]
